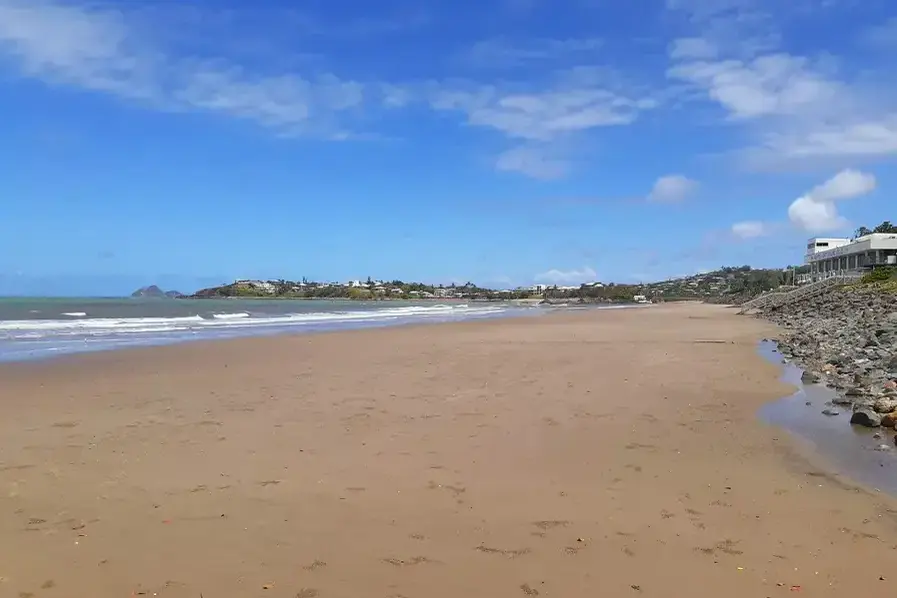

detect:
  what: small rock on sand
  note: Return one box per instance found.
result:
[849,408,881,428]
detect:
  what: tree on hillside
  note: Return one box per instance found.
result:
[854,226,873,238]
[873,221,897,233]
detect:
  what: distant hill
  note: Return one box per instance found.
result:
[640,266,798,303]
[131,285,183,299]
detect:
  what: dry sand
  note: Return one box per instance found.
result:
[1,303,895,597]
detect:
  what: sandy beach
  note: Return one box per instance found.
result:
[1,303,895,597]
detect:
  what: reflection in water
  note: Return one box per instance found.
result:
[757,340,897,495]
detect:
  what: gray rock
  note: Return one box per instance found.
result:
[801,370,821,384]
[849,408,882,428]
[832,395,854,406]
[873,397,897,414]
[821,408,840,416]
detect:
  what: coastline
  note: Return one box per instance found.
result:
[2,304,894,597]
[0,299,549,364]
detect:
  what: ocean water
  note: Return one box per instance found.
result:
[0,297,538,363]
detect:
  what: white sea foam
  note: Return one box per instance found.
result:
[61,312,88,317]
[0,304,510,341]
[212,312,251,320]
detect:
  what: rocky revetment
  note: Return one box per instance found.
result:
[754,283,897,434]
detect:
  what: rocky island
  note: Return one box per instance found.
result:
[131,285,183,298]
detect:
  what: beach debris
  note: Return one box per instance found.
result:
[262,583,275,590]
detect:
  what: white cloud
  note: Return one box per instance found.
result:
[731,220,770,239]
[535,267,597,285]
[668,53,841,120]
[426,68,655,179]
[740,117,897,168]
[0,0,367,136]
[666,3,897,169]
[787,169,876,233]
[431,85,647,141]
[495,146,569,179]
[806,168,876,202]
[647,174,698,203]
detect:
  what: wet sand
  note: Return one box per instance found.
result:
[1,303,895,597]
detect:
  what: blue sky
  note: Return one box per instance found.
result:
[1,0,895,295]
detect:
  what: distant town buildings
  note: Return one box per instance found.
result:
[235,280,276,294]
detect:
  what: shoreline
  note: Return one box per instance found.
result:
[0,307,547,368]
[0,301,553,365]
[758,340,897,495]
[751,285,897,432]
[2,304,894,597]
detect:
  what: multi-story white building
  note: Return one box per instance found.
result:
[802,233,897,282]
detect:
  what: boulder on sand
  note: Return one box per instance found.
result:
[849,407,881,428]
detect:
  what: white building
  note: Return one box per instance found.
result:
[803,233,897,281]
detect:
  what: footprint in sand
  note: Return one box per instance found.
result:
[302,560,327,571]
[476,546,531,558]
[532,520,570,531]
[383,556,437,566]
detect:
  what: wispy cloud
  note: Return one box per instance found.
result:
[427,69,656,178]
[647,174,699,203]
[0,0,370,137]
[429,81,650,141]
[495,146,570,179]
[731,220,771,239]
[665,0,897,170]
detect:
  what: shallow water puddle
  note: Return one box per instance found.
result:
[757,340,897,495]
